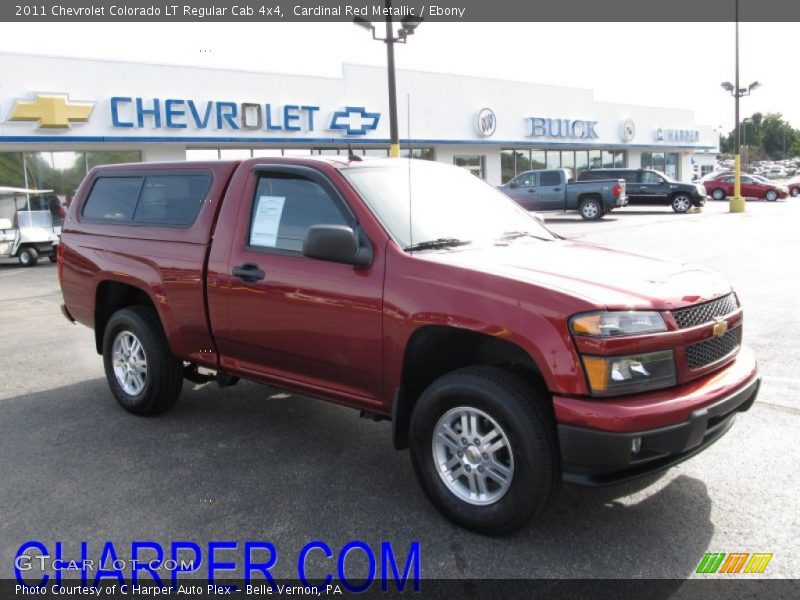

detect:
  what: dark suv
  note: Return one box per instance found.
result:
[578,168,706,213]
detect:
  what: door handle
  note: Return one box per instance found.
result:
[528,189,537,193]
[232,263,265,283]
[553,187,562,191]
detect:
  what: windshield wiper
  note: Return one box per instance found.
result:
[497,230,553,242]
[404,238,472,252]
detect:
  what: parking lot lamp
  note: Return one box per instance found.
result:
[354,3,423,157]
[721,0,760,213]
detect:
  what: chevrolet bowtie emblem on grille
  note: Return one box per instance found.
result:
[712,317,729,338]
[7,93,95,129]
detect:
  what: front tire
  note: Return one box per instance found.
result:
[578,197,603,220]
[102,306,183,415]
[18,246,38,267]
[671,194,692,213]
[409,367,558,535]
[711,188,726,201]
[765,190,778,202]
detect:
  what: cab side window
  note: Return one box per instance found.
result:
[514,173,536,187]
[539,171,561,187]
[249,174,350,253]
[640,171,663,184]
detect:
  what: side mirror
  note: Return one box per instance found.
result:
[508,181,519,189]
[303,224,372,268]
[0,218,12,230]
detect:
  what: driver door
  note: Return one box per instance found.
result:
[206,166,385,404]
[503,172,539,210]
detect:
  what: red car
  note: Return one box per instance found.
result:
[706,174,789,202]
[58,158,758,534]
[785,177,800,197]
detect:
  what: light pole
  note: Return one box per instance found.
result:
[742,117,750,168]
[721,0,760,212]
[354,3,422,158]
[783,129,786,160]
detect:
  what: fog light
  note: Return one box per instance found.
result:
[631,437,642,455]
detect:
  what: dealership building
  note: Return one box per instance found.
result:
[0,52,719,196]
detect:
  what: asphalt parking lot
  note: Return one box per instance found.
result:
[1,199,798,581]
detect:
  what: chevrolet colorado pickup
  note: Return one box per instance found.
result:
[498,168,627,219]
[58,157,759,534]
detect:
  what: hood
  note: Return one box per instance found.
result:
[420,239,732,310]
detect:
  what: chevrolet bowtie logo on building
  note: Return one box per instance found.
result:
[329,106,380,136]
[7,93,95,129]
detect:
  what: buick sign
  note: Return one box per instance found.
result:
[475,108,496,137]
[528,117,599,139]
[619,118,636,142]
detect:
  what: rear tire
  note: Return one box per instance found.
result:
[578,198,603,220]
[102,306,183,415]
[790,188,799,197]
[409,366,558,535]
[18,247,38,267]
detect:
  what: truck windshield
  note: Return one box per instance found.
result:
[341,160,557,250]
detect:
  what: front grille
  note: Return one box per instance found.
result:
[672,293,738,329]
[685,326,742,370]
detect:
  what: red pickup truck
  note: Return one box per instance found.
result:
[58,157,759,534]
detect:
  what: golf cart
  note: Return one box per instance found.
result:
[0,187,61,267]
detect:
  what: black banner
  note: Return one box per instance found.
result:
[2,579,799,599]
[2,0,800,23]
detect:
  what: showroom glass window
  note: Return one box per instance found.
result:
[454,155,486,178]
[642,151,679,179]
[499,149,627,182]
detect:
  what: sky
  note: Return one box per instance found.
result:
[0,21,796,131]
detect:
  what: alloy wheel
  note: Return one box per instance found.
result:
[432,406,515,505]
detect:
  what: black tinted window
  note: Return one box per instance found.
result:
[641,171,663,184]
[578,170,605,181]
[250,175,349,252]
[83,177,142,221]
[133,175,211,226]
[540,171,561,186]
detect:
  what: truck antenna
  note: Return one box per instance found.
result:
[346,143,362,162]
[407,93,413,253]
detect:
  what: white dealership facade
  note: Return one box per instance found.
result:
[0,52,719,190]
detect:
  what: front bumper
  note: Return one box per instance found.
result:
[692,193,707,207]
[555,346,759,486]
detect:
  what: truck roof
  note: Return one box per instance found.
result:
[91,156,426,173]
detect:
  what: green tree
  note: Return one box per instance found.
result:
[722,112,799,160]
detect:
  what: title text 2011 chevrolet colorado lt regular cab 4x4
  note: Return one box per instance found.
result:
[58,158,759,534]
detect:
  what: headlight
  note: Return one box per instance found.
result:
[582,350,677,396]
[570,311,667,337]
